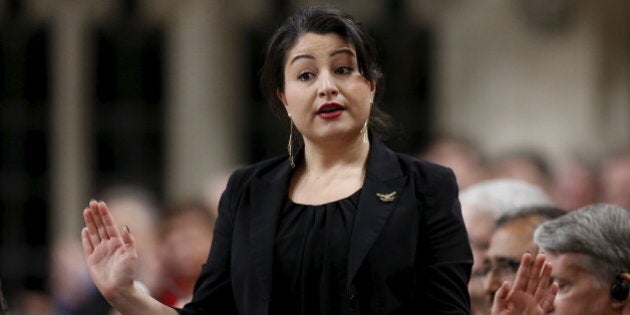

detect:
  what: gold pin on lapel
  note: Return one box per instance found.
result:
[376,191,397,203]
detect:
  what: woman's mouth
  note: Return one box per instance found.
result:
[316,103,344,119]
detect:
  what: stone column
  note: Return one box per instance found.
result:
[50,1,91,238]
[165,0,243,200]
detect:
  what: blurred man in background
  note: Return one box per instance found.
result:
[459,179,553,315]
[482,206,565,305]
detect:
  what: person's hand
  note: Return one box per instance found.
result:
[491,252,558,315]
[82,200,138,301]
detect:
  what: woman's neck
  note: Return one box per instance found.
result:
[301,136,370,174]
[288,136,370,205]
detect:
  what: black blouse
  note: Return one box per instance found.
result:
[270,189,362,315]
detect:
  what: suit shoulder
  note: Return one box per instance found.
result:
[395,152,456,183]
[224,155,287,191]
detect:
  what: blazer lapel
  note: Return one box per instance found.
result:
[347,138,407,289]
[249,159,293,300]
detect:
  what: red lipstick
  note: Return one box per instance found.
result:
[316,103,344,119]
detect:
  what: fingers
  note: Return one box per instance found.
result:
[98,201,121,240]
[90,200,110,241]
[82,200,123,251]
[541,282,558,313]
[490,281,511,315]
[81,227,94,255]
[526,253,546,294]
[510,252,533,294]
[493,281,511,307]
[533,261,553,302]
[83,207,101,247]
[121,224,134,246]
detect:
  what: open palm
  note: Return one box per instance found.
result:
[491,253,558,315]
[82,200,138,300]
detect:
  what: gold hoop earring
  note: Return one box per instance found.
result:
[287,118,295,168]
[361,120,369,143]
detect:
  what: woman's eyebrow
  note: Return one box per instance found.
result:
[289,48,355,65]
[330,48,355,58]
[289,54,314,65]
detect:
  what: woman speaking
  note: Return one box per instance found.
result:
[81,6,473,314]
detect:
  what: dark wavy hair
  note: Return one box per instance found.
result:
[259,6,393,142]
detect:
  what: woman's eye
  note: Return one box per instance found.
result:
[298,72,314,81]
[335,66,353,74]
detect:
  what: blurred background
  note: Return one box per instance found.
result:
[0,0,628,313]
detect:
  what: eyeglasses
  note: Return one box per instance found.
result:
[477,257,521,279]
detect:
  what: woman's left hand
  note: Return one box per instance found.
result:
[491,253,558,315]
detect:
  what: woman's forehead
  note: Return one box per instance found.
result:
[287,33,355,57]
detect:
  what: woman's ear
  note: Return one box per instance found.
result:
[369,80,376,97]
[276,88,288,108]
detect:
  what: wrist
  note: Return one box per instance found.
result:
[106,281,148,307]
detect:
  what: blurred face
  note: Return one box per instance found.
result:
[492,157,550,192]
[162,211,213,281]
[547,253,618,315]
[601,158,630,209]
[462,207,495,314]
[483,219,538,303]
[278,32,375,145]
[551,161,598,211]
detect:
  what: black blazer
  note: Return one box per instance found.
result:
[177,138,472,315]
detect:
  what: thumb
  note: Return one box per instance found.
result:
[496,281,511,301]
[121,225,135,246]
[492,281,511,313]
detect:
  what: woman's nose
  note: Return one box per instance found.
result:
[318,72,338,98]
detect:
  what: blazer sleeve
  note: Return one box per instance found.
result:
[174,171,241,315]
[417,167,472,314]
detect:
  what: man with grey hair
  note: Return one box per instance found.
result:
[459,179,552,315]
[534,203,630,315]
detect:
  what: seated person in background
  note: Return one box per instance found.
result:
[490,149,553,195]
[156,200,216,307]
[419,135,488,190]
[459,179,553,315]
[534,203,630,315]
[482,206,565,308]
[550,155,599,211]
[599,149,630,209]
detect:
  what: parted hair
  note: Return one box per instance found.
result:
[259,6,393,142]
[534,203,630,283]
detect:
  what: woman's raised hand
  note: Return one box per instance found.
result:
[491,252,558,315]
[81,200,138,301]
